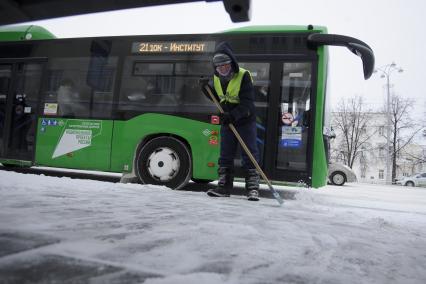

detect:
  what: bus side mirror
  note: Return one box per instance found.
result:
[346,42,375,80]
[307,33,375,79]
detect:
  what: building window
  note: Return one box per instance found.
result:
[379,126,385,136]
[378,146,386,158]
[379,170,384,180]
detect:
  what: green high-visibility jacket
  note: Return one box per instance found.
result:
[213,67,252,104]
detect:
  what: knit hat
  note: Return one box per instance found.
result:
[212,53,232,67]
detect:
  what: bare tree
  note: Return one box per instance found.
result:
[422,101,426,139]
[332,96,376,169]
[403,151,426,168]
[385,94,422,182]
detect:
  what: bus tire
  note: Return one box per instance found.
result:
[331,171,346,186]
[136,136,192,190]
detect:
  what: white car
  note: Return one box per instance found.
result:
[328,163,357,186]
[396,173,426,187]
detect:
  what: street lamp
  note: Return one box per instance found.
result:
[374,62,403,185]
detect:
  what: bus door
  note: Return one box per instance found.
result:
[240,60,313,185]
[271,61,313,184]
[0,61,44,162]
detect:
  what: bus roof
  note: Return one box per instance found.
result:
[223,25,327,34]
[0,25,327,42]
[0,25,56,41]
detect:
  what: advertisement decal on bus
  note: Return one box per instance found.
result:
[51,120,102,158]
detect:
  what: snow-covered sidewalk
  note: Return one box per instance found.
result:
[1,170,426,283]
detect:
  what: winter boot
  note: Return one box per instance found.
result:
[207,167,233,197]
[245,169,260,201]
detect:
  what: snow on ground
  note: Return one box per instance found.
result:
[0,170,426,283]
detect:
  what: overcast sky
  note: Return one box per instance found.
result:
[28,0,426,118]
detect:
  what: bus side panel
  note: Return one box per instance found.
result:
[110,113,220,180]
[34,118,113,171]
[311,46,328,188]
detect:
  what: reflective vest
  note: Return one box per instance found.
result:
[213,67,252,104]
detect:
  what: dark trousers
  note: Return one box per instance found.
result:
[219,120,259,170]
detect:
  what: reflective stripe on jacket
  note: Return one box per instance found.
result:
[213,67,252,104]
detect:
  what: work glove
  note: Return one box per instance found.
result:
[220,112,234,125]
[199,78,218,102]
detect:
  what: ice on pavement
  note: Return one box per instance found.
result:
[0,170,426,283]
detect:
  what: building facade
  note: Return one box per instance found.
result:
[330,112,425,184]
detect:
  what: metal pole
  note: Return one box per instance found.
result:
[375,63,403,185]
[386,74,391,185]
[202,84,283,205]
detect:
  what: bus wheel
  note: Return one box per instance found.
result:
[331,171,346,186]
[136,137,192,190]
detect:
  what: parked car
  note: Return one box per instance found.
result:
[396,173,426,187]
[328,163,357,186]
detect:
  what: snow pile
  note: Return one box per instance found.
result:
[1,170,426,283]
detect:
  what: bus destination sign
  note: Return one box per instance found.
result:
[132,41,216,54]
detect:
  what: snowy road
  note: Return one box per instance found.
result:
[1,170,426,283]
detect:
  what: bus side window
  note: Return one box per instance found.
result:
[177,77,212,107]
[92,91,113,118]
[43,56,117,118]
[57,79,78,117]
[56,80,90,118]
[142,79,162,105]
[174,61,212,106]
[254,67,269,103]
[238,62,271,167]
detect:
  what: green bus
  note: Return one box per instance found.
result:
[0,25,374,189]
